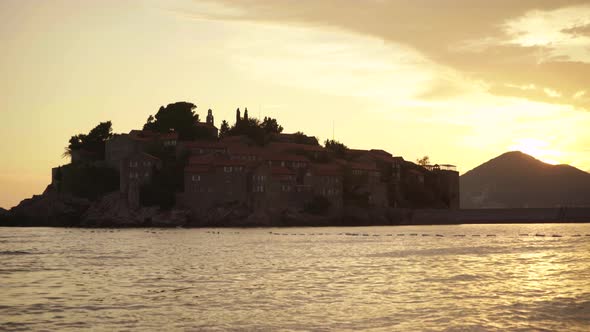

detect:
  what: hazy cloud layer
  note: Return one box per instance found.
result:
[193,0,590,110]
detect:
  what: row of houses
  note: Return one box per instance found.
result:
[100,125,459,215]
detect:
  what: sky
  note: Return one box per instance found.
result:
[2,0,590,209]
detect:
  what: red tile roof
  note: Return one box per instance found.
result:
[267,142,325,153]
[185,165,211,174]
[181,141,227,149]
[369,149,392,157]
[310,164,343,176]
[264,153,309,162]
[195,122,218,129]
[271,166,296,176]
[128,130,178,141]
[347,162,379,172]
[188,154,247,167]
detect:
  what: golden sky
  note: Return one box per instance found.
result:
[2,0,590,208]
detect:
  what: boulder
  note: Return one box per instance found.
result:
[8,185,91,226]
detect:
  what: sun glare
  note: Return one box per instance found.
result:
[509,138,563,165]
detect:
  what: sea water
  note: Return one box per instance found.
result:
[1,224,589,331]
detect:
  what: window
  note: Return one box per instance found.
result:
[144,172,149,178]
[129,161,138,168]
[192,175,201,182]
[224,166,232,173]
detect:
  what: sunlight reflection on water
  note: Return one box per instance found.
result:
[1,224,589,331]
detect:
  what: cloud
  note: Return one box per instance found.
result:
[188,0,590,110]
[563,23,590,37]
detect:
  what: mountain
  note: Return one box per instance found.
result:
[460,151,590,208]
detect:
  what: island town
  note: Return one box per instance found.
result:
[19,102,459,226]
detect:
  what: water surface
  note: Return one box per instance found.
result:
[1,224,590,331]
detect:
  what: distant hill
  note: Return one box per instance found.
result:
[460,151,590,208]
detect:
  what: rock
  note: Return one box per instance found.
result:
[8,185,91,226]
[150,209,190,227]
[81,191,137,227]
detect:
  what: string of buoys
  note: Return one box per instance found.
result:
[201,230,590,239]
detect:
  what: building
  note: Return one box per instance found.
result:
[305,163,344,209]
[105,130,178,170]
[181,154,250,216]
[119,152,162,209]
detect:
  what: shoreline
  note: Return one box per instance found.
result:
[2,207,589,228]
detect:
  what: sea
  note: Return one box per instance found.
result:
[1,224,589,331]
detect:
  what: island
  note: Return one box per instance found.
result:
[2,101,463,227]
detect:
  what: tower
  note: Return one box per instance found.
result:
[236,108,241,125]
[244,107,249,121]
[206,109,214,126]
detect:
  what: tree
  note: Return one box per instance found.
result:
[292,131,319,145]
[260,116,284,134]
[143,102,210,140]
[64,121,113,160]
[324,139,348,158]
[219,120,230,138]
[416,156,430,166]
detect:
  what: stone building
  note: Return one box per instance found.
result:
[345,161,388,207]
[305,163,344,209]
[120,152,162,209]
[105,130,177,170]
[181,154,249,216]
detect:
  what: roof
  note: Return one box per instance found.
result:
[195,122,218,130]
[128,130,178,142]
[185,165,211,174]
[369,149,392,157]
[310,163,343,176]
[267,142,325,153]
[227,145,266,156]
[347,162,379,172]
[159,132,179,140]
[188,154,247,167]
[125,152,161,162]
[271,166,296,176]
[181,141,227,149]
[264,153,309,162]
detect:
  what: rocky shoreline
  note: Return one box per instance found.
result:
[2,187,589,228]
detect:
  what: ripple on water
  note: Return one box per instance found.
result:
[0,225,589,331]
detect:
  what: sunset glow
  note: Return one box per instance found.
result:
[1,0,590,208]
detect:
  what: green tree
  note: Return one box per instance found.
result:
[219,120,230,138]
[292,131,319,145]
[143,102,213,140]
[64,121,113,160]
[416,156,430,166]
[324,139,348,158]
[260,116,284,134]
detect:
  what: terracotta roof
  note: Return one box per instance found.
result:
[159,132,179,140]
[264,153,309,162]
[347,162,379,172]
[227,145,266,155]
[189,154,247,167]
[139,152,161,161]
[181,141,227,149]
[195,122,218,129]
[310,164,343,176]
[189,154,216,165]
[220,135,254,144]
[128,130,178,141]
[267,142,325,153]
[185,165,211,174]
[271,166,296,176]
